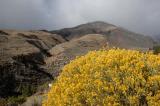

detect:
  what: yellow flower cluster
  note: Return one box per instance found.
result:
[43,49,160,106]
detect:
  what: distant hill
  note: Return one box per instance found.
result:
[152,35,160,44]
[51,21,154,49]
[46,21,156,76]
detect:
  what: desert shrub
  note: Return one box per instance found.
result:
[153,45,160,54]
[43,49,160,106]
[2,85,37,105]
[21,85,37,97]
[7,96,26,105]
[0,98,8,106]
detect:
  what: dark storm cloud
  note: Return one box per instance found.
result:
[0,0,160,35]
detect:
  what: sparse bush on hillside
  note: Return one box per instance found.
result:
[43,49,160,106]
[153,45,160,54]
[21,85,37,97]
[0,98,8,106]
[7,96,26,105]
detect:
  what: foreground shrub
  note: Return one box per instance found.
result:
[43,49,160,106]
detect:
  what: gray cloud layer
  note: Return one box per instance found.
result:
[0,0,160,36]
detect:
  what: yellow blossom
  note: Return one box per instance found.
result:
[43,49,160,106]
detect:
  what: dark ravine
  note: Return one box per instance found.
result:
[0,30,9,35]
[0,52,53,98]
[0,30,65,102]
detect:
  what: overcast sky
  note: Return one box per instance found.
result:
[0,0,160,36]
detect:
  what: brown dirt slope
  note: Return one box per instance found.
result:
[45,34,108,76]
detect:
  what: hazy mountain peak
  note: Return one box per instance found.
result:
[74,21,115,29]
[81,21,113,26]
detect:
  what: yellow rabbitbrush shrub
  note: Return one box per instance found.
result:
[43,49,160,106]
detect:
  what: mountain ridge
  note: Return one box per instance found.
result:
[51,21,154,48]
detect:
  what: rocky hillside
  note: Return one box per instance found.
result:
[0,30,66,98]
[45,34,108,76]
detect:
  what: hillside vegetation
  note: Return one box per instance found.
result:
[153,45,160,54]
[43,49,160,106]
